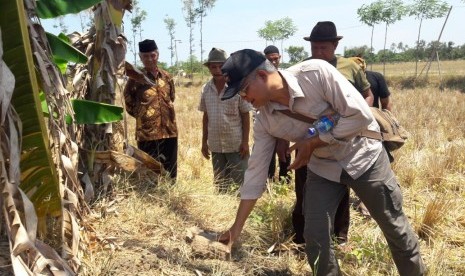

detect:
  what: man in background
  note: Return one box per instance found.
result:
[263,45,291,184]
[291,21,375,245]
[199,48,252,192]
[351,56,392,110]
[124,39,178,180]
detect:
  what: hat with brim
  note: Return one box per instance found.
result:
[221,49,266,100]
[203,47,228,66]
[303,21,343,42]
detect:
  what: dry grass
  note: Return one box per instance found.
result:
[81,61,465,275]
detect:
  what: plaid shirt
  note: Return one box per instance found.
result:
[124,68,177,141]
[198,79,252,153]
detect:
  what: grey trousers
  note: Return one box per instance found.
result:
[303,149,425,276]
[211,152,247,193]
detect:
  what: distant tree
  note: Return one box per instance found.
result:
[182,0,196,77]
[286,46,308,64]
[179,55,208,74]
[53,16,68,33]
[346,40,465,62]
[343,45,371,61]
[258,17,297,59]
[164,15,176,67]
[357,0,384,62]
[129,0,147,66]
[78,10,93,33]
[407,0,450,76]
[378,0,408,73]
[195,0,216,64]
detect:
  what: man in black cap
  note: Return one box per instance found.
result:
[217,49,425,276]
[123,39,178,180]
[262,45,292,184]
[290,21,376,245]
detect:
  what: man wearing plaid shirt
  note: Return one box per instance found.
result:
[199,48,252,193]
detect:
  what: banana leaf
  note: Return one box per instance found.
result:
[36,0,103,19]
[1,0,60,218]
[46,32,87,63]
[72,99,123,124]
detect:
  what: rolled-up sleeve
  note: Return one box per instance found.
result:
[240,117,276,200]
[317,65,374,143]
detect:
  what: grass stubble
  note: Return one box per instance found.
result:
[81,62,465,275]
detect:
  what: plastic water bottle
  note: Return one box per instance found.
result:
[306,113,341,138]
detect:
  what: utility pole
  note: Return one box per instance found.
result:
[174,39,182,68]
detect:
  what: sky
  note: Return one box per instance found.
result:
[41,0,465,65]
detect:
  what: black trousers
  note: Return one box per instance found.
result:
[292,166,350,244]
[138,137,178,179]
[268,151,292,183]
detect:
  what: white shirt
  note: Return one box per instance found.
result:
[241,59,383,200]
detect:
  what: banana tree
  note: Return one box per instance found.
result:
[71,0,132,193]
[0,0,105,273]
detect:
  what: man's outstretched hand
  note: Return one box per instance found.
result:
[217,226,240,246]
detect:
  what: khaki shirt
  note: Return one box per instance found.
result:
[124,68,177,141]
[240,59,383,200]
[331,56,371,93]
[198,79,252,153]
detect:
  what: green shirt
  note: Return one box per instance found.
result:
[330,56,371,93]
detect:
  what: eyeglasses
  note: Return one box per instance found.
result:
[238,81,250,97]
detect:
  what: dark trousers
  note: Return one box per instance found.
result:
[303,149,424,276]
[268,151,291,183]
[292,166,350,244]
[138,137,178,179]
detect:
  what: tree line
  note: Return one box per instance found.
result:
[344,40,465,63]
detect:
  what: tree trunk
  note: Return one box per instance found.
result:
[370,26,374,70]
[81,0,130,192]
[415,17,423,77]
[383,23,388,75]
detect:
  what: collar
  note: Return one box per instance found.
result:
[143,67,159,79]
[269,70,305,112]
[207,78,226,97]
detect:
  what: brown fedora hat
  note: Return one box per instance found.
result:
[303,21,343,42]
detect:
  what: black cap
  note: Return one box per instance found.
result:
[303,21,343,42]
[264,45,279,55]
[139,39,158,52]
[221,49,266,100]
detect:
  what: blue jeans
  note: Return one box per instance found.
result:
[303,149,425,276]
[211,152,247,193]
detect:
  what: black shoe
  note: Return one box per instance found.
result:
[292,235,305,245]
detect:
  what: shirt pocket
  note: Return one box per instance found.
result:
[223,100,238,116]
